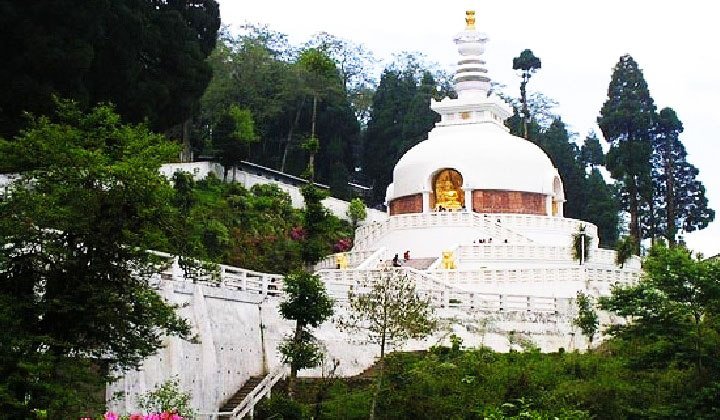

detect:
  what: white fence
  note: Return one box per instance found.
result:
[354,212,536,249]
[150,254,284,297]
[314,249,384,270]
[316,267,578,314]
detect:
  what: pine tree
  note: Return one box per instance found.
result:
[512,49,542,139]
[651,107,714,244]
[583,168,620,247]
[537,119,586,219]
[598,55,656,251]
[363,66,439,206]
[580,131,604,168]
[0,1,220,139]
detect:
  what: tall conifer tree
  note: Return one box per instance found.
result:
[598,55,656,250]
[651,107,714,244]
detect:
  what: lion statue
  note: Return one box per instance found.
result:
[441,250,457,269]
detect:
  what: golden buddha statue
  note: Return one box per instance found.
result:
[434,169,463,210]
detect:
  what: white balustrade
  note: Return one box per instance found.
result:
[354,212,541,249]
[313,249,382,270]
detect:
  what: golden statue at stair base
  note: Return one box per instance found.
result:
[335,252,349,269]
[441,250,457,269]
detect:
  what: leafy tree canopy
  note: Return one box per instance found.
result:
[0,0,220,138]
[0,102,191,416]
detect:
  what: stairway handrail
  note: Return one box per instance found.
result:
[230,364,288,419]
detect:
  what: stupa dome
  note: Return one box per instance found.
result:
[389,122,561,200]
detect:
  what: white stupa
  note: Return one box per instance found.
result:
[106,11,645,415]
[317,10,642,342]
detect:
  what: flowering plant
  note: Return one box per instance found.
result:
[84,412,183,420]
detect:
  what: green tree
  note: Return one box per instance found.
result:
[363,64,439,205]
[347,198,368,232]
[537,118,586,219]
[582,169,620,248]
[305,32,378,122]
[0,102,191,417]
[601,243,720,373]
[580,131,604,168]
[136,377,196,417]
[598,55,656,250]
[0,1,220,145]
[279,271,334,398]
[614,235,636,268]
[298,48,341,180]
[200,31,359,198]
[574,292,599,350]
[340,270,436,419]
[651,107,714,245]
[512,49,542,139]
[213,105,258,181]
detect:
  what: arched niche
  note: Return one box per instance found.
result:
[431,168,464,211]
[551,176,564,217]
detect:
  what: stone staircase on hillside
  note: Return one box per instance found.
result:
[217,375,264,418]
[402,257,437,270]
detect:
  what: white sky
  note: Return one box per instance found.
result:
[217,0,720,257]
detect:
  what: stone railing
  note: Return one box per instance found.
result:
[316,267,577,314]
[457,242,642,271]
[485,213,599,240]
[591,249,641,269]
[586,267,641,285]
[457,244,571,263]
[354,212,534,249]
[428,266,587,287]
[313,249,383,270]
[152,255,284,297]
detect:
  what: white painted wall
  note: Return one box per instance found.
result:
[107,274,594,414]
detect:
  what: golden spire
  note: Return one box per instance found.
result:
[465,10,476,30]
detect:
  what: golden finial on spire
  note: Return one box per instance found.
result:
[465,10,476,30]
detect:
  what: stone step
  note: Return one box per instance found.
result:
[219,375,265,414]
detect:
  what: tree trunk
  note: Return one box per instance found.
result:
[628,176,640,253]
[181,118,192,163]
[665,138,676,246]
[281,99,305,173]
[308,95,318,182]
[695,313,702,372]
[520,79,528,139]
[287,321,304,400]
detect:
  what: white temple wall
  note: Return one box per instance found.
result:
[107,281,273,414]
[371,226,491,259]
[107,279,591,414]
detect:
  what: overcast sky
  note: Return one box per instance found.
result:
[217,0,719,257]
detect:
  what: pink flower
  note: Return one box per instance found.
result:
[144,415,160,420]
[290,226,306,240]
[130,414,144,420]
[171,415,183,420]
[104,412,119,420]
[160,412,171,420]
